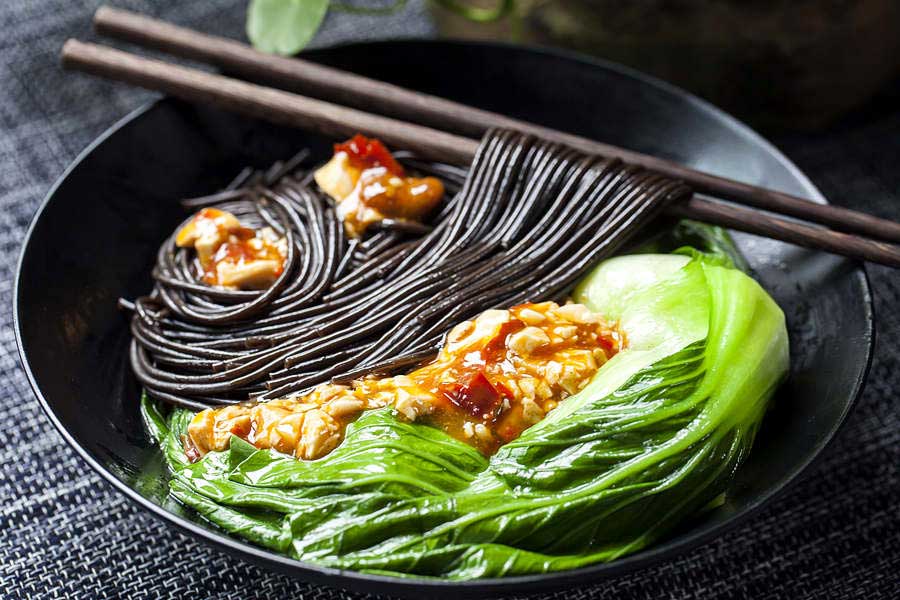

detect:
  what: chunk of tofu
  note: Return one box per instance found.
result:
[175,208,243,265]
[314,152,360,201]
[444,309,512,354]
[215,259,283,289]
[507,326,551,356]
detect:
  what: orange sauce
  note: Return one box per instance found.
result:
[187,301,622,460]
[201,229,286,287]
[175,208,287,289]
[317,135,445,237]
[402,306,621,454]
[358,169,445,222]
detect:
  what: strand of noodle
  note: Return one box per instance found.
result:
[126,130,689,408]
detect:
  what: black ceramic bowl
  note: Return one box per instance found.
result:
[15,41,872,598]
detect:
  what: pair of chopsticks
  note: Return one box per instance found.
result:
[61,6,900,268]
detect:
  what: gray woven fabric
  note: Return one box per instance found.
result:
[1,1,897,598]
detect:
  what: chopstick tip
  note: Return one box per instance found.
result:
[60,38,82,66]
[93,5,123,31]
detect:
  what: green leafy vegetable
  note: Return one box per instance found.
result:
[247,0,330,55]
[144,238,788,579]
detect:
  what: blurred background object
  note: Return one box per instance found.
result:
[431,0,900,130]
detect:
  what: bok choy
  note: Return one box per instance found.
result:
[143,246,788,579]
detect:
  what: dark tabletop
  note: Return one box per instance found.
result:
[1,1,897,598]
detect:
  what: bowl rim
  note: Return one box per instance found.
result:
[14,38,875,597]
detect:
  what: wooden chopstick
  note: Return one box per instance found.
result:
[59,39,900,268]
[62,40,476,164]
[673,197,900,267]
[92,5,900,245]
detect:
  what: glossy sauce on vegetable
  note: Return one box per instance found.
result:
[187,302,622,460]
[405,303,622,454]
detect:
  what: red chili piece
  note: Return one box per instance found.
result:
[440,370,507,420]
[334,134,405,177]
[597,333,616,357]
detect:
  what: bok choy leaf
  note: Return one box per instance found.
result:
[143,246,788,579]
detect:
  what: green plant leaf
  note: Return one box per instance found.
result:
[247,0,330,55]
[147,240,788,578]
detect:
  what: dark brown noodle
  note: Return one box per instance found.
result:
[124,130,691,409]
